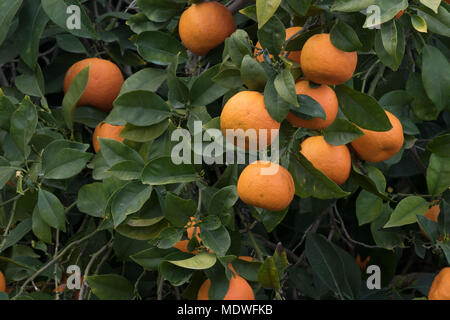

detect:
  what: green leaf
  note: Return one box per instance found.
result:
[168,252,216,270]
[73,106,107,128]
[136,31,187,66]
[362,0,409,27]
[41,0,97,39]
[98,138,144,167]
[427,154,450,196]
[257,15,286,56]
[0,89,16,130]
[286,0,311,16]
[142,156,198,185]
[42,148,92,180]
[384,196,429,228]
[406,73,439,121]
[330,20,362,52]
[111,182,153,227]
[200,225,231,256]
[257,257,281,290]
[107,160,143,180]
[120,120,169,143]
[190,65,229,107]
[380,20,398,60]
[371,204,404,249]
[32,206,52,244]
[264,77,290,122]
[240,55,268,91]
[422,45,450,111]
[274,69,298,106]
[262,208,288,233]
[0,218,32,253]
[290,94,326,120]
[77,182,109,217]
[10,96,37,156]
[324,118,364,146]
[207,186,239,217]
[212,67,243,89]
[113,90,171,126]
[375,23,405,71]
[356,190,383,226]
[289,152,350,199]
[37,190,66,232]
[417,5,450,37]
[137,0,185,23]
[332,0,376,12]
[86,274,134,300]
[427,134,450,158]
[17,1,49,68]
[56,34,87,54]
[335,85,392,131]
[256,0,281,29]
[119,68,167,95]
[159,260,193,286]
[0,167,16,190]
[417,215,439,242]
[411,14,428,33]
[306,234,353,298]
[420,0,441,13]
[62,65,90,130]
[164,192,197,228]
[131,247,174,270]
[0,0,23,47]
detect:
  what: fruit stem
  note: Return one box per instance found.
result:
[236,208,264,261]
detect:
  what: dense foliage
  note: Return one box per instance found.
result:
[0,0,449,300]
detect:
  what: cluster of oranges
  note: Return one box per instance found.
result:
[172,217,255,300]
[58,0,445,300]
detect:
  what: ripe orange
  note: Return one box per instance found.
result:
[300,136,351,185]
[286,80,338,130]
[255,26,303,63]
[92,122,125,153]
[197,272,255,300]
[0,271,6,292]
[179,1,236,56]
[237,161,295,211]
[420,203,441,240]
[64,58,124,112]
[395,10,405,20]
[355,255,371,270]
[300,33,357,85]
[220,91,280,150]
[351,111,404,163]
[173,240,197,254]
[428,267,450,300]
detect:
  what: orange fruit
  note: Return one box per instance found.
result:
[420,203,441,240]
[300,136,351,185]
[355,255,371,270]
[186,217,202,242]
[220,91,280,150]
[300,33,357,85]
[428,267,450,300]
[395,10,405,20]
[64,58,124,112]
[197,272,255,300]
[351,111,404,163]
[0,271,6,292]
[237,161,295,211]
[179,1,236,56]
[92,122,125,153]
[173,240,196,254]
[255,26,303,63]
[286,80,338,130]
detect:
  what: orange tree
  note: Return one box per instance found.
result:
[0,0,449,300]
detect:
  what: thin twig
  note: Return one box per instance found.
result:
[13,228,101,299]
